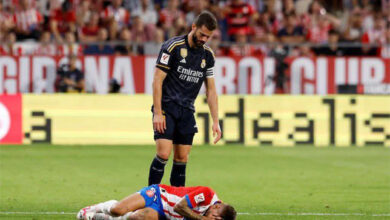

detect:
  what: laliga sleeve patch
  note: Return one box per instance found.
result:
[194,193,205,204]
[160,53,170,65]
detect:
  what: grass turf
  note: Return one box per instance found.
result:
[0,145,389,220]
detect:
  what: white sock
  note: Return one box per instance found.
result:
[92,200,118,214]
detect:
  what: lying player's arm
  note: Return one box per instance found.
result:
[152,68,167,133]
[205,77,221,144]
[174,198,220,220]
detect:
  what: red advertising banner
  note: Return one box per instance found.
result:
[0,94,22,144]
[0,56,389,94]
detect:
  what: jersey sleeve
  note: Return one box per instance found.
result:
[205,49,215,78]
[184,187,219,209]
[155,42,174,73]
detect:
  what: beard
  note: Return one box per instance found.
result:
[192,32,206,48]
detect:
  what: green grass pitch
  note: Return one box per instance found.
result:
[0,145,389,220]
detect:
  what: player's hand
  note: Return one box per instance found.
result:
[153,113,166,134]
[212,123,221,144]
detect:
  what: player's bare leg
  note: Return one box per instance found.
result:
[156,139,174,160]
[171,144,191,186]
[110,193,146,216]
[85,193,148,220]
[148,139,173,185]
[127,208,159,220]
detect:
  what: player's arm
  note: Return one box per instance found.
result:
[174,198,220,220]
[205,77,221,144]
[153,68,167,134]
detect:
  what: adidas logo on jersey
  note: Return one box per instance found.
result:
[180,58,186,63]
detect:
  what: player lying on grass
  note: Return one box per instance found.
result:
[77,184,236,220]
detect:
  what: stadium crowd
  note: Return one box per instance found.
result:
[0,0,389,57]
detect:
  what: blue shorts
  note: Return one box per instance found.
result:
[138,185,165,218]
[152,102,198,145]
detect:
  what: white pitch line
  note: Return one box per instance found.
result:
[0,212,75,215]
[1,212,390,217]
[238,212,390,216]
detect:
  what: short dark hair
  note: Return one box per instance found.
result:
[194,11,218,31]
[221,204,237,220]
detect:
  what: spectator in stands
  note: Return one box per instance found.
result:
[361,13,386,55]
[79,12,100,43]
[50,0,77,43]
[36,0,62,23]
[56,55,84,93]
[0,1,14,35]
[159,0,185,39]
[172,16,188,37]
[100,0,130,40]
[1,0,389,59]
[298,43,315,57]
[123,0,141,12]
[252,11,273,43]
[303,1,340,34]
[277,13,305,44]
[1,32,17,55]
[143,28,164,55]
[361,0,375,15]
[381,24,390,57]
[185,0,210,26]
[342,7,364,42]
[314,29,345,56]
[228,30,256,56]
[282,0,296,15]
[76,0,92,28]
[131,0,158,41]
[306,14,334,44]
[114,28,133,55]
[341,6,366,55]
[13,0,43,41]
[84,28,114,55]
[35,31,56,55]
[383,0,390,14]
[58,31,81,55]
[208,30,225,56]
[131,16,148,47]
[224,0,255,41]
[132,0,157,26]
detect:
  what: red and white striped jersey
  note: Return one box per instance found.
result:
[225,2,255,35]
[13,8,43,32]
[158,184,220,220]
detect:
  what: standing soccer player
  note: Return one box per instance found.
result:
[149,11,221,187]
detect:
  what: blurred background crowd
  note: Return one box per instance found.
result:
[0,0,389,57]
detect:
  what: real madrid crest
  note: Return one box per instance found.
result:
[201,59,206,68]
[180,48,187,63]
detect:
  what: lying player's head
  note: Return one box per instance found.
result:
[191,11,217,48]
[206,202,237,220]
